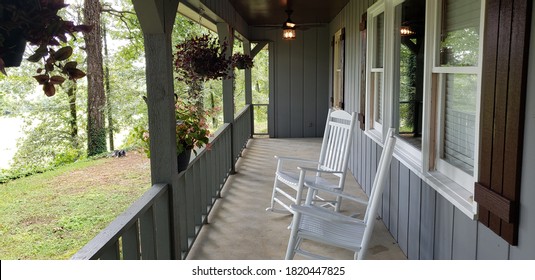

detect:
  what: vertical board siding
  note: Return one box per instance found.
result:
[316,27,330,135]
[452,208,477,260]
[276,40,291,137]
[397,164,410,255]
[249,27,329,138]
[200,0,248,36]
[408,171,421,260]
[389,158,400,240]
[476,225,510,260]
[304,30,319,137]
[290,34,305,137]
[419,183,436,260]
[434,195,453,259]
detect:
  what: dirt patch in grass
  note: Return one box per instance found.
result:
[50,150,151,195]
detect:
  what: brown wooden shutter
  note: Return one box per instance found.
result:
[475,0,532,246]
[358,13,367,130]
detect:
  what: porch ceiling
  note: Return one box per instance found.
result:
[228,0,350,27]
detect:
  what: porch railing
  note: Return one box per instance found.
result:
[71,105,252,260]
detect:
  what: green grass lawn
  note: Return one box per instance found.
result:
[0,151,151,259]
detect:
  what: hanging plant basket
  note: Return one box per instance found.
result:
[0,30,27,67]
[174,34,231,83]
[231,53,254,70]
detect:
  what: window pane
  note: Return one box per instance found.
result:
[440,0,481,66]
[441,74,477,175]
[373,71,383,124]
[374,13,384,68]
[395,0,425,149]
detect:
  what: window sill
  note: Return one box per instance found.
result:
[423,172,477,219]
[364,128,383,144]
[395,148,477,219]
[368,133,477,220]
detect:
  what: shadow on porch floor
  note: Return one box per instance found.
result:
[186,137,406,260]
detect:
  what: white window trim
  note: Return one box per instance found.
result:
[365,1,386,143]
[363,0,486,219]
[390,0,423,172]
[422,0,485,217]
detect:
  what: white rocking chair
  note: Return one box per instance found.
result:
[285,128,396,260]
[267,109,357,214]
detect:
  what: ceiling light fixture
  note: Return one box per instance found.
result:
[282,10,296,40]
[400,26,415,36]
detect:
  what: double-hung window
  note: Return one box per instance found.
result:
[365,0,484,216]
[429,0,483,192]
[366,2,385,139]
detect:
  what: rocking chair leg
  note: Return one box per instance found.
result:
[334,196,343,212]
[285,213,301,260]
[267,179,280,212]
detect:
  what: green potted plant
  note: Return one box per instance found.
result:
[0,0,90,96]
[140,98,211,172]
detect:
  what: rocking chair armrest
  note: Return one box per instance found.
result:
[290,204,365,225]
[296,167,369,206]
[274,156,320,165]
[308,184,368,206]
[297,166,344,175]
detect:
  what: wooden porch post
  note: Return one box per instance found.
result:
[244,39,253,105]
[243,39,254,134]
[217,22,235,123]
[217,22,236,173]
[132,0,182,259]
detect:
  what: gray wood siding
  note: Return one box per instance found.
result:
[326,0,535,260]
[199,0,248,36]
[249,27,330,138]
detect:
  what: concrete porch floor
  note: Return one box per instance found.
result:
[186,137,407,260]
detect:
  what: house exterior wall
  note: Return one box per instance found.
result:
[248,27,330,138]
[330,0,535,260]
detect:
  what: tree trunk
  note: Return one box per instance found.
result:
[188,79,204,113]
[84,0,107,156]
[103,22,114,151]
[66,82,79,149]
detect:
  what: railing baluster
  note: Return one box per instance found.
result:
[154,191,171,259]
[184,171,195,239]
[139,207,156,260]
[122,221,141,260]
[176,175,188,256]
[193,162,202,229]
[99,240,120,260]
[199,156,208,218]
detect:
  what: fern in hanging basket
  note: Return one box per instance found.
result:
[173,34,231,83]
